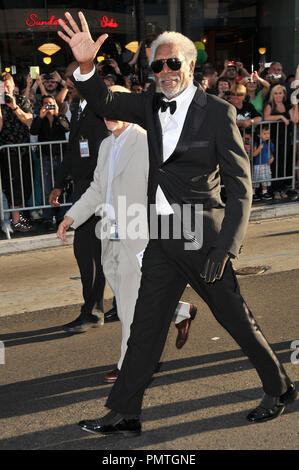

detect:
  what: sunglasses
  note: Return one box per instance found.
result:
[151,57,183,74]
[231,93,245,96]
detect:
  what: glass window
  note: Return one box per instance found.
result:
[0,1,137,76]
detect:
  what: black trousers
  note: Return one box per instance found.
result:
[106,234,291,416]
[73,215,105,315]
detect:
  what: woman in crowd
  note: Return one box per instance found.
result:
[243,71,270,113]
[264,84,299,200]
[230,84,262,129]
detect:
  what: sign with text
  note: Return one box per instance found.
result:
[26,13,67,26]
[25,13,119,29]
[100,16,118,28]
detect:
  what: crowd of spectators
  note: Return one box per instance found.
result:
[1,41,299,236]
[200,60,299,202]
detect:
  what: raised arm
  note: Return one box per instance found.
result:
[58,11,147,128]
[58,11,108,75]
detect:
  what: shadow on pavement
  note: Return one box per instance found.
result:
[0,325,73,347]
[0,382,298,450]
[0,341,294,421]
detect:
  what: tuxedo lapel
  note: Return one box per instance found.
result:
[150,93,163,166]
[162,85,207,165]
[71,103,88,137]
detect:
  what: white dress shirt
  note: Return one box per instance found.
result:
[79,98,87,112]
[156,82,197,214]
[105,124,133,220]
[73,67,197,215]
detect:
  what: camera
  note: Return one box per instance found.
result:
[46,104,55,110]
[43,74,53,80]
[100,60,111,68]
[224,90,231,96]
[245,77,253,83]
[269,74,281,80]
[4,93,12,104]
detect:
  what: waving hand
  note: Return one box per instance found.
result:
[58,12,108,72]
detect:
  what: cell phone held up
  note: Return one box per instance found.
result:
[46,104,55,110]
[30,66,40,80]
[4,93,12,104]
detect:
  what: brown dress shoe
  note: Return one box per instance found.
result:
[175,304,197,349]
[104,368,120,383]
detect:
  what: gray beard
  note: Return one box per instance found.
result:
[156,77,192,99]
[156,78,183,99]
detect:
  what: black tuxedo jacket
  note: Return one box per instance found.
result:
[75,72,252,257]
[54,100,109,203]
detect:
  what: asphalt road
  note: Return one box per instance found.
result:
[0,269,298,451]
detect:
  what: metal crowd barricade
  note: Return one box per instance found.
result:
[293,122,299,184]
[0,140,71,239]
[0,123,298,241]
[240,120,298,190]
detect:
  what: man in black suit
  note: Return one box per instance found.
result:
[49,73,117,332]
[58,12,296,435]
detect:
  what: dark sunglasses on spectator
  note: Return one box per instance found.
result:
[151,57,183,73]
[231,93,245,96]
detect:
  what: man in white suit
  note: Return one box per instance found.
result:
[57,86,197,383]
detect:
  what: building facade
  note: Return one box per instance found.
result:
[0,0,298,79]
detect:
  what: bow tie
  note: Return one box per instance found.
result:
[158,97,177,115]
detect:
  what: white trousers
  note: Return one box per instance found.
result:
[102,240,191,370]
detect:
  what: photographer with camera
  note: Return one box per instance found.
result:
[30,95,70,229]
[37,71,65,97]
[264,62,291,101]
[30,71,66,115]
[216,77,232,102]
[219,60,250,91]
[0,72,34,232]
[96,58,125,87]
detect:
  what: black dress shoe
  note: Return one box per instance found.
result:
[104,307,119,323]
[247,383,297,423]
[63,314,100,333]
[175,304,198,349]
[78,416,141,438]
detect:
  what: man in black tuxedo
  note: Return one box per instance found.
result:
[49,74,117,332]
[58,12,296,435]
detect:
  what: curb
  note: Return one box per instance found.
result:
[0,232,74,255]
[250,201,299,221]
[1,202,299,255]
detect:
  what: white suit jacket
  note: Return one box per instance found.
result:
[66,123,149,266]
